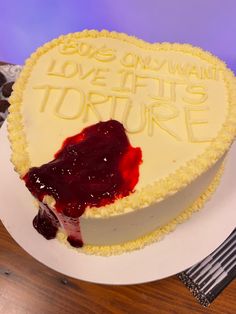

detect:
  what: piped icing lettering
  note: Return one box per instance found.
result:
[59,40,116,62]
[30,39,228,143]
[184,106,213,143]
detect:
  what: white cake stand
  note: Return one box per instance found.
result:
[0,124,235,285]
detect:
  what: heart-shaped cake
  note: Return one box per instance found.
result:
[7,30,236,255]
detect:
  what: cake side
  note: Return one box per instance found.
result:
[60,157,225,255]
[80,155,225,246]
[7,30,236,219]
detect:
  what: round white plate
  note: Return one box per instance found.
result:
[0,123,235,285]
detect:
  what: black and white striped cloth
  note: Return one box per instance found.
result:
[178,228,236,306]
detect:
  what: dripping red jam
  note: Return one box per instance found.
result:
[23,120,142,247]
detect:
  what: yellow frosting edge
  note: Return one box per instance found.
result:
[57,161,225,256]
[7,29,236,218]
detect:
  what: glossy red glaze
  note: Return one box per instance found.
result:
[24,120,142,247]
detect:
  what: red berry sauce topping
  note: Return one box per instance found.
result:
[24,120,142,247]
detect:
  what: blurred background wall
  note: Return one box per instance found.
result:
[0,0,235,72]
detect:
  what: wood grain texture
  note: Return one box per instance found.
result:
[0,221,235,314]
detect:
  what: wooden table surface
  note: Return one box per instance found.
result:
[0,222,236,314]
[0,61,236,313]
